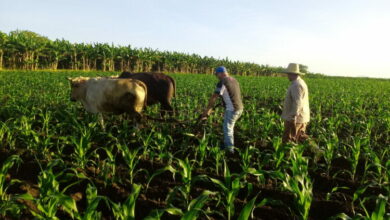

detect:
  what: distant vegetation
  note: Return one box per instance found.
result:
[0,30,318,76]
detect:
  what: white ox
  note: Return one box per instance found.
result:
[67,77,147,128]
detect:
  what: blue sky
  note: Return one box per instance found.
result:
[1,0,390,78]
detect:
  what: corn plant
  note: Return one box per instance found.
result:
[208,160,243,220]
[237,195,257,220]
[96,147,117,186]
[210,146,223,175]
[0,155,21,200]
[364,147,389,186]
[146,190,213,220]
[71,135,93,169]
[194,132,208,167]
[326,186,349,201]
[117,144,146,184]
[332,194,389,220]
[77,184,110,220]
[165,158,206,207]
[351,185,369,214]
[323,133,339,176]
[111,184,141,220]
[271,137,287,169]
[239,146,260,173]
[0,121,15,150]
[26,160,79,219]
[359,194,389,220]
[0,155,30,218]
[282,145,313,220]
[180,190,213,220]
[349,137,368,181]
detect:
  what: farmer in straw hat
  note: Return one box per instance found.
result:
[281,63,310,143]
[200,66,244,153]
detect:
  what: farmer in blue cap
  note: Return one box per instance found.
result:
[201,66,244,153]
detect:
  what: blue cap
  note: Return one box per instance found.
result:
[215,66,227,74]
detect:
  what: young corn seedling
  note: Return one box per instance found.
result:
[349,137,368,181]
[271,137,287,170]
[210,146,223,175]
[146,190,213,220]
[237,195,268,220]
[237,195,258,220]
[26,161,79,219]
[282,145,313,220]
[147,158,207,208]
[0,155,21,200]
[335,193,390,220]
[117,144,146,184]
[97,147,117,186]
[195,132,208,167]
[181,190,213,220]
[166,158,204,207]
[365,147,388,186]
[359,194,389,220]
[71,135,93,169]
[0,121,15,150]
[77,184,110,220]
[351,185,369,215]
[323,133,339,176]
[239,146,260,173]
[325,186,349,201]
[208,160,243,220]
[111,183,141,220]
[178,157,193,203]
[0,155,30,218]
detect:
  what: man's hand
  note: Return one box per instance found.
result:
[200,115,208,121]
[200,93,218,121]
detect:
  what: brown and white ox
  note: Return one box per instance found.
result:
[67,77,147,129]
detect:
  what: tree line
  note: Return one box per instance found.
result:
[0,30,313,76]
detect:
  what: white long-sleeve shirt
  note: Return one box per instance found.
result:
[281,77,310,123]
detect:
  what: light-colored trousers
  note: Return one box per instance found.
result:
[282,120,309,143]
[223,110,242,149]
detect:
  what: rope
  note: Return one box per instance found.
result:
[143,114,200,127]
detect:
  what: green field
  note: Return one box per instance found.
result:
[0,70,389,219]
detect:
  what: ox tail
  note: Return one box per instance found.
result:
[169,75,176,98]
[138,80,148,108]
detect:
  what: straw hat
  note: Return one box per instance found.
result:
[282,63,305,75]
